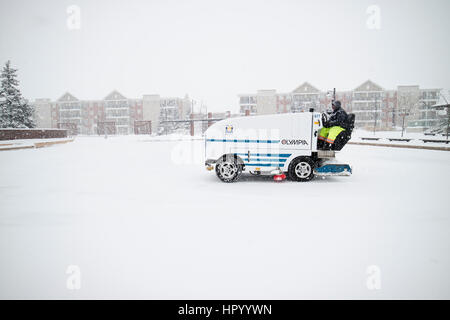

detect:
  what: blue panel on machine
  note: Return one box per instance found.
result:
[315,164,352,174]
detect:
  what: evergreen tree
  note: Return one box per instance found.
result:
[0,61,35,128]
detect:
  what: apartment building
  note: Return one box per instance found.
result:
[238,80,442,131]
[238,94,257,115]
[158,95,192,135]
[33,91,192,135]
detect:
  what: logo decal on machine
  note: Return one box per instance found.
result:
[225,125,233,134]
[281,139,308,145]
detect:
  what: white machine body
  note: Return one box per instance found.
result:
[204,112,324,173]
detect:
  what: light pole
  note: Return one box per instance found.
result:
[399,104,410,138]
[373,95,378,135]
[447,107,449,141]
[418,101,428,131]
[401,110,407,137]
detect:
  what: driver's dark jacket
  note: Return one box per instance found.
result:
[325,106,348,129]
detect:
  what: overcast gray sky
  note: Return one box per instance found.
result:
[0,0,449,112]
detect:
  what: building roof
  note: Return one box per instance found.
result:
[104,90,127,101]
[292,82,320,94]
[57,92,78,102]
[354,80,383,92]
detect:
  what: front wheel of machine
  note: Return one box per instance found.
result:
[288,157,315,182]
[215,156,243,183]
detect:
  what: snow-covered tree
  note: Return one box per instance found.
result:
[0,61,35,128]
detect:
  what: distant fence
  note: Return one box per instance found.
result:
[348,141,450,152]
[0,128,68,141]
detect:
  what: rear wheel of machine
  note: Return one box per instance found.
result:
[215,155,242,183]
[288,157,315,182]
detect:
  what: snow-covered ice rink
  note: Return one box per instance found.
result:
[0,136,449,299]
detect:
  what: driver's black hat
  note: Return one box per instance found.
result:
[332,100,341,108]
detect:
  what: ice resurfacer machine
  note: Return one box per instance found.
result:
[204,111,354,182]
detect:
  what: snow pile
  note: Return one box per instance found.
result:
[0,138,73,150]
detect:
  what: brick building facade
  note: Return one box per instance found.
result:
[33,91,192,135]
[238,80,442,131]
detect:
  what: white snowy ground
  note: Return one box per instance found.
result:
[0,135,449,299]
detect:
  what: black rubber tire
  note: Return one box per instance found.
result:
[215,155,243,183]
[288,156,315,182]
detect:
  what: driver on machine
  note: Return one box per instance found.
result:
[318,100,348,150]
